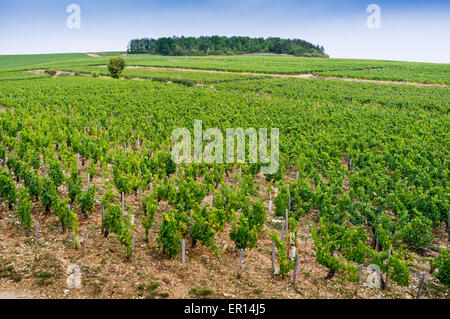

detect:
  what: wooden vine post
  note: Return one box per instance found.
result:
[358,264,364,285]
[292,254,300,284]
[131,235,136,253]
[271,240,276,273]
[375,217,381,252]
[181,239,186,268]
[189,210,193,241]
[80,229,88,255]
[68,203,73,239]
[416,272,426,299]
[447,212,449,241]
[384,249,391,289]
[237,249,244,279]
[121,192,125,216]
[34,222,39,244]
[290,246,296,260]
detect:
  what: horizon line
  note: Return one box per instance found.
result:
[0,51,448,65]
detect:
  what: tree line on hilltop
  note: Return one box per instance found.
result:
[127,36,328,57]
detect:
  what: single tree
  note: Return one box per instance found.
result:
[108,56,126,79]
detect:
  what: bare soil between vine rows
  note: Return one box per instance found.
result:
[1,161,448,299]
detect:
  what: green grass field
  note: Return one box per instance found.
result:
[1,53,449,84]
[0,53,89,70]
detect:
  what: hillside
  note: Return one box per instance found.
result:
[0,53,448,300]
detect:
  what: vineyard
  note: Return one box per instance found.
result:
[0,53,449,299]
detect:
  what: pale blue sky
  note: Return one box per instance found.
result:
[0,0,449,62]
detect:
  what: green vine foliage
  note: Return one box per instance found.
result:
[23,169,41,200]
[274,183,289,217]
[0,169,16,210]
[155,179,177,202]
[117,215,135,260]
[287,217,299,237]
[67,207,80,249]
[374,212,396,251]
[269,232,296,277]
[41,177,57,214]
[17,188,32,234]
[399,214,434,251]
[431,248,449,286]
[388,256,411,287]
[102,204,122,237]
[309,218,362,282]
[54,197,69,232]
[0,144,5,164]
[101,188,117,208]
[244,199,266,233]
[68,168,82,204]
[113,165,130,195]
[30,150,41,170]
[288,178,314,218]
[190,207,217,252]
[157,212,182,257]
[80,186,96,218]
[230,214,258,250]
[49,160,64,187]
[369,249,411,287]
[87,161,96,179]
[142,195,158,242]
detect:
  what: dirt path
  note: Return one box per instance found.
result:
[125,66,449,88]
[126,65,315,79]
[25,70,93,78]
[312,75,450,88]
[0,290,34,299]
[86,53,102,58]
[24,67,449,88]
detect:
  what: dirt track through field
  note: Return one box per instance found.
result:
[125,65,450,88]
[25,67,449,88]
[0,290,34,299]
[126,65,315,79]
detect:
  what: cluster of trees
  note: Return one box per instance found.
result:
[127,36,327,57]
